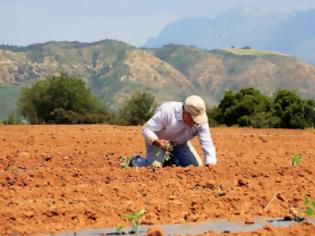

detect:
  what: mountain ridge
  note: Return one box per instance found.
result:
[0,40,315,120]
[144,7,315,65]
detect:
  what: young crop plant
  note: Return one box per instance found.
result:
[304,196,315,218]
[162,143,173,162]
[115,224,125,235]
[120,208,145,234]
[156,143,173,162]
[120,156,133,168]
[291,154,302,166]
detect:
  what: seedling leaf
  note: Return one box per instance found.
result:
[122,213,136,220]
[291,154,302,166]
[304,196,315,218]
[120,156,132,169]
[121,208,145,234]
[135,208,145,218]
[156,143,173,162]
[131,220,138,231]
[306,208,314,215]
[115,225,125,234]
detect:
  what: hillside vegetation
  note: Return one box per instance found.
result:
[0,40,315,120]
[223,48,287,56]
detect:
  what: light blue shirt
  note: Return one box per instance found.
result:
[142,101,217,165]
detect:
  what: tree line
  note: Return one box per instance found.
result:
[4,75,315,129]
[207,88,315,129]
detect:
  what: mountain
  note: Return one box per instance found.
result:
[144,7,315,65]
[0,40,315,120]
[152,44,315,103]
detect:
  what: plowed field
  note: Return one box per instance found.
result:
[0,125,315,235]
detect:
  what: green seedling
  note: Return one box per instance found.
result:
[304,196,315,218]
[163,143,173,161]
[121,208,145,234]
[291,154,302,166]
[120,156,132,168]
[115,224,126,234]
[156,143,173,162]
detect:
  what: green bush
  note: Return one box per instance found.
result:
[273,89,315,128]
[217,88,276,127]
[18,75,112,124]
[214,88,315,128]
[119,91,156,125]
[238,112,280,128]
[6,113,16,125]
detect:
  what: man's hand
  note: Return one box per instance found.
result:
[153,139,171,150]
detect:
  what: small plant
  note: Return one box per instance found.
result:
[115,224,126,234]
[120,156,133,168]
[304,196,315,218]
[162,143,173,161]
[291,154,302,166]
[121,208,145,234]
[156,143,173,162]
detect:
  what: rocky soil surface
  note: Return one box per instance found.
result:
[0,125,314,235]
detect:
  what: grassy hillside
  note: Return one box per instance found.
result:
[0,41,315,120]
[152,45,315,103]
[223,48,288,56]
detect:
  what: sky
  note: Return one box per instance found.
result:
[1,0,315,47]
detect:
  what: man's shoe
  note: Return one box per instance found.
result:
[128,156,135,167]
[128,155,143,167]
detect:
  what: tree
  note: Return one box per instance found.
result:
[119,91,156,125]
[217,88,278,127]
[272,89,315,128]
[215,87,315,128]
[18,75,112,124]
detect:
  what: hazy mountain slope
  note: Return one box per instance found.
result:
[0,40,192,110]
[144,7,315,65]
[0,41,315,120]
[145,7,287,49]
[151,45,315,103]
[266,9,315,65]
[91,49,194,106]
[0,86,21,121]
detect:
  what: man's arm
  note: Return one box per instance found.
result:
[142,109,168,145]
[197,123,217,165]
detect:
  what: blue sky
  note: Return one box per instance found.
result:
[1,0,314,47]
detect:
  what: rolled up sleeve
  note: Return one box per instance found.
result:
[197,123,217,165]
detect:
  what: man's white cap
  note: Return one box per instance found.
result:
[184,95,208,124]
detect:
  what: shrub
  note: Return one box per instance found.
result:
[217,88,276,127]
[119,91,156,125]
[215,88,315,128]
[273,89,315,128]
[18,75,112,124]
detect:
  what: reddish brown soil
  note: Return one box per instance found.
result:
[0,125,315,235]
